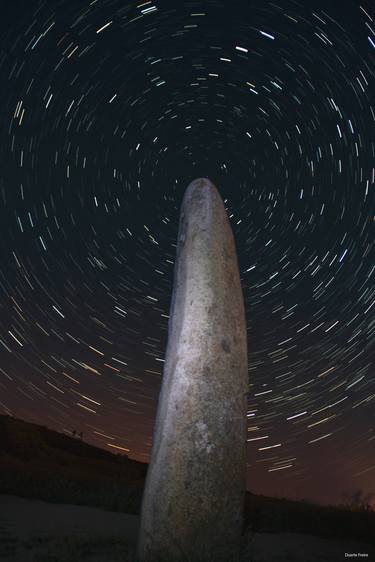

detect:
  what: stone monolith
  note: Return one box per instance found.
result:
[137,178,248,561]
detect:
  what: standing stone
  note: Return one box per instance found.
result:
[137,178,248,561]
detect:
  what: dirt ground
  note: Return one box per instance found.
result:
[0,495,374,561]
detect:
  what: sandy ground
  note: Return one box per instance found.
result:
[0,495,374,561]
[0,494,139,542]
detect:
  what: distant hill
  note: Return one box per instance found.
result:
[1,414,374,546]
[0,414,146,472]
[0,414,147,514]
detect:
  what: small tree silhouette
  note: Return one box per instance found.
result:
[79,431,83,440]
[344,489,374,511]
[72,429,76,438]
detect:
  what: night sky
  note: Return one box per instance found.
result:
[0,0,374,507]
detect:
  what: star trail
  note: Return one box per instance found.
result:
[0,0,374,505]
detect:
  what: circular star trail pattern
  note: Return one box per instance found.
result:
[0,0,374,504]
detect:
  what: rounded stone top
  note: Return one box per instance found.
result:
[186,177,216,191]
[183,178,222,209]
[188,177,214,187]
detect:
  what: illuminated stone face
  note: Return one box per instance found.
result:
[137,178,248,562]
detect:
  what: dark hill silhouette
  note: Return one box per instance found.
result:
[0,414,144,470]
[0,414,147,514]
[0,414,374,546]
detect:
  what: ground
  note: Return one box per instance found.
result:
[1,495,374,562]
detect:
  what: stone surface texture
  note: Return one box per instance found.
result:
[137,178,248,561]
